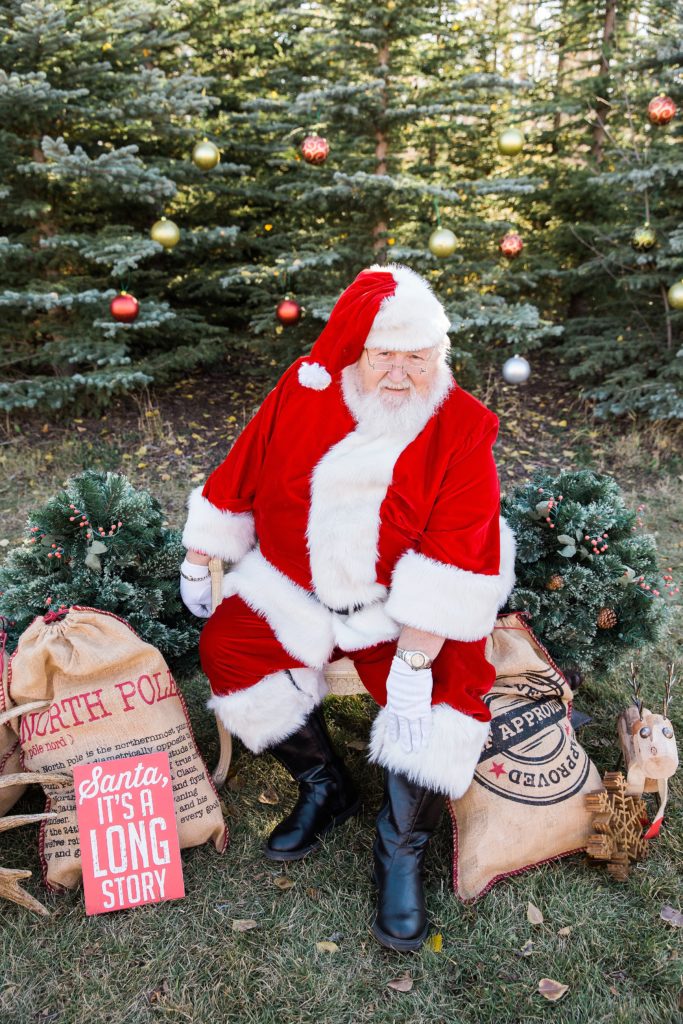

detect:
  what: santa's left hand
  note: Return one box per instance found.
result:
[385,656,433,753]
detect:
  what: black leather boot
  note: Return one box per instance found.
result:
[372,770,444,951]
[264,704,360,861]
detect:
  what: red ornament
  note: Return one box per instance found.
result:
[110,292,140,323]
[647,95,677,126]
[500,232,524,258]
[301,135,330,165]
[276,299,302,326]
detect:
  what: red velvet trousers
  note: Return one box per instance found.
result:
[199,595,495,722]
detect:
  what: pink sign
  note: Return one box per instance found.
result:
[74,752,185,915]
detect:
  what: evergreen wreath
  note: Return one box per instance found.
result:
[0,470,199,670]
[501,469,674,674]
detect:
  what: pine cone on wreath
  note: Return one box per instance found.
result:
[546,574,564,591]
[597,607,618,630]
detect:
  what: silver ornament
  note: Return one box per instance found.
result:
[502,354,531,384]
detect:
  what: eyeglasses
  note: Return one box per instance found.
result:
[365,349,433,374]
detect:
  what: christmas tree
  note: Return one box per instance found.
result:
[502,469,673,674]
[0,470,199,670]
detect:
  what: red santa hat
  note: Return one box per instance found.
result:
[297,263,451,391]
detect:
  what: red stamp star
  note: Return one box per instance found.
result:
[489,761,507,778]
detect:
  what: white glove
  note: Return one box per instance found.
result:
[385,656,433,753]
[179,557,212,618]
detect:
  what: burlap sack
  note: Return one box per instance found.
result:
[450,612,602,901]
[8,606,227,890]
[0,622,28,815]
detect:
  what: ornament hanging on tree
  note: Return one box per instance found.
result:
[630,224,657,252]
[500,232,524,258]
[497,127,525,156]
[192,139,221,170]
[110,292,139,323]
[502,354,531,384]
[150,218,180,250]
[546,574,565,591]
[428,227,457,258]
[276,299,302,326]
[667,281,683,310]
[647,95,677,126]
[301,135,330,165]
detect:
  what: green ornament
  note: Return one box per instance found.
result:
[630,224,656,252]
[497,128,525,156]
[428,227,457,258]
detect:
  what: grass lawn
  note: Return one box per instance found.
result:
[1,364,681,1024]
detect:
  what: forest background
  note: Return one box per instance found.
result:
[1,0,682,421]
[0,3,682,1024]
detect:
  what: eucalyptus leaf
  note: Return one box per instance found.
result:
[84,552,101,571]
[90,540,108,554]
[557,534,574,545]
[558,545,576,557]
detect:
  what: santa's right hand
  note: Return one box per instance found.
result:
[179,558,213,618]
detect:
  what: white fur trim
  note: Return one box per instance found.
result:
[384,517,516,642]
[369,704,490,799]
[365,264,450,351]
[332,601,400,651]
[225,548,336,668]
[182,486,255,562]
[208,668,328,754]
[298,361,332,390]
[308,426,409,610]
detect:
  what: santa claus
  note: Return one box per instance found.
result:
[180,264,515,951]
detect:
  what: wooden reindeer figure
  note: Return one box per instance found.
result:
[617,663,678,838]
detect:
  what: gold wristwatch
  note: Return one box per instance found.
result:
[395,648,433,670]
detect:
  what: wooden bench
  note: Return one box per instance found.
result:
[208,557,365,786]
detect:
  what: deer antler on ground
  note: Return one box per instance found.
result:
[0,771,71,916]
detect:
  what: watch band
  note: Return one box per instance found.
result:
[180,567,211,582]
[395,648,433,671]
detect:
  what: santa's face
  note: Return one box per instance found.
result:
[357,346,440,403]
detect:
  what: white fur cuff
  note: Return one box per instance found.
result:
[384,518,516,642]
[182,486,255,563]
[208,668,329,754]
[369,704,490,799]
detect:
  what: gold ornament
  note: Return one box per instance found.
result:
[497,128,525,156]
[597,607,618,630]
[546,574,564,591]
[630,224,656,252]
[428,227,457,258]
[667,280,683,310]
[192,139,220,170]
[150,217,180,249]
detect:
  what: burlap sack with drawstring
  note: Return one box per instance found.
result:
[9,606,226,890]
[0,624,27,815]
[450,612,602,901]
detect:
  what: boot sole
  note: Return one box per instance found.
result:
[263,798,361,862]
[370,917,429,952]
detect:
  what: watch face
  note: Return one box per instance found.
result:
[410,652,428,669]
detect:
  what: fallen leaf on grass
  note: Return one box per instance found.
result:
[387,974,413,993]
[424,933,443,952]
[258,786,280,805]
[538,978,569,1002]
[273,876,295,891]
[306,887,320,900]
[660,905,683,927]
[527,902,544,925]
[232,919,258,932]
[316,941,338,953]
[148,980,170,1003]
[520,939,533,956]
[346,738,367,751]
[227,775,245,792]
[557,926,572,937]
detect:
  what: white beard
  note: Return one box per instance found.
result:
[341,358,453,440]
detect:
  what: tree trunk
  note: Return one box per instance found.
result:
[372,42,390,257]
[591,0,617,164]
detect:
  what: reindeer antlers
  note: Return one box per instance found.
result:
[629,661,643,719]
[663,663,676,719]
